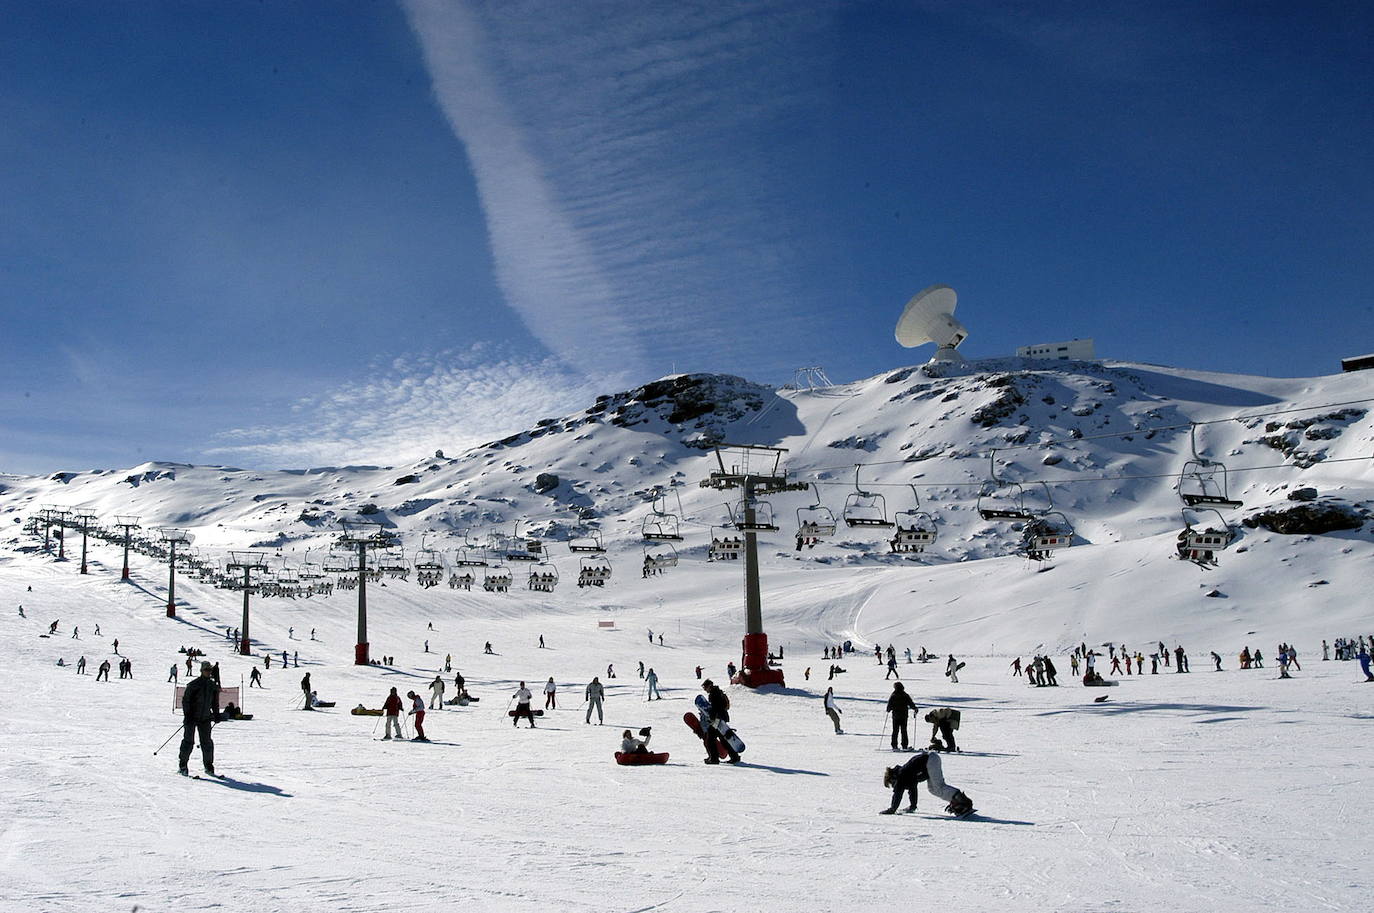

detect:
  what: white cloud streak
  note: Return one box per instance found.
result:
[208,345,618,468]
[402,0,838,378]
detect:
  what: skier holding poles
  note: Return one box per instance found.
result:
[381,687,405,740]
[175,662,220,776]
[886,682,916,751]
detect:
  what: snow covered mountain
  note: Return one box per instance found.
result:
[4,358,1373,651]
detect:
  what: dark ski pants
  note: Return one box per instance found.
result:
[513,704,536,727]
[826,708,842,733]
[704,726,739,762]
[891,716,910,750]
[178,719,214,772]
[936,721,957,751]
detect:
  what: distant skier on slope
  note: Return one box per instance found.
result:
[823,687,843,734]
[585,676,606,724]
[879,750,973,817]
[886,682,917,751]
[511,682,536,728]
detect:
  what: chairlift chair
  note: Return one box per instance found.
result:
[449,570,475,591]
[414,545,446,588]
[378,549,409,580]
[1021,511,1074,562]
[1176,507,1236,566]
[796,484,837,541]
[568,529,606,554]
[892,486,938,554]
[527,562,559,593]
[729,498,778,532]
[642,488,685,541]
[843,466,894,528]
[1177,424,1243,509]
[577,555,612,588]
[708,525,744,562]
[452,547,488,568]
[642,544,678,576]
[482,563,513,593]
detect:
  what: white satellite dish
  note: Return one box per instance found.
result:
[895,284,969,364]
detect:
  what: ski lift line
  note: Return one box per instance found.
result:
[799,396,1374,477]
[799,454,1374,492]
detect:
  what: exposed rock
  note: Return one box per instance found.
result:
[534,473,560,493]
[1287,487,1318,502]
[1241,501,1364,535]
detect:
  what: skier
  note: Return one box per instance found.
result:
[249,667,263,688]
[699,680,740,764]
[538,635,545,649]
[885,655,900,680]
[585,676,606,724]
[168,664,178,683]
[886,682,917,751]
[310,628,316,641]
[648,628,653,644]
[511,681,536,728]
[382,687,405,740]
[445,653,452,672]
[645,668,661,700]
[1212,651,1223,671]
[607,663,616,679]
[925,707,960,752]
[71,626,79,640]
[823,686,843,734]
[484,642,494,655]
[429,675,445,709]
[76,656,86,674]
[407,691,428,741]
[904,647,913,664]
[112,638,119,654]
[544,676,557,709]
[49,620,59,634]
[695,665,702,680]
[638,660,645,679]
[96,659,111,681]
[945,654,961,684]
[178,662,220,777]
[300,673,313,709]
[1010,657,1022,677]
[289,627,294,640]
[879,750,973,816]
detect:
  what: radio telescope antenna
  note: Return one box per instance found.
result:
[895,284,968,364]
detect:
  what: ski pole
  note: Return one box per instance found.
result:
[153,721,186,755]
[878,711,890,747]
[371,712,383,737]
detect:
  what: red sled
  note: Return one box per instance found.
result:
[683,712,731,759]
[614,751,669,765]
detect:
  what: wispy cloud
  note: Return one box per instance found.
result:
[208,345,618,467]
[402,0,838,378]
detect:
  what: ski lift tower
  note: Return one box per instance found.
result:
[226,551,268,655]
[157,528,193,618]
[74,509,98,574]
[40,507,71,558]
[699,443,807,688]
[336,520,400,665]
[114,516,141,580]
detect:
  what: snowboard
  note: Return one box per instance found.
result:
[614,751,670,766]
[946,661,965,678]
[689,695,745,755]
[683,712,731,759]
[508,708,545,717]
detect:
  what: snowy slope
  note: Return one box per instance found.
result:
[2,360,1373,911]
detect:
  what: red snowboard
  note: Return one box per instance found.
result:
[683,712,731,759]
[614,751,670,765]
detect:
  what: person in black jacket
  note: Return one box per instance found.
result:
[178,662,220,776]
[880,750,973,816]
[300,672,313,710]
[886,682,917,751]
[700,680,740,764]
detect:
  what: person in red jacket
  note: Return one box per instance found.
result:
[382,687,405,740]
[407,691,428,742]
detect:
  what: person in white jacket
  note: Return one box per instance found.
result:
[543,677,557,709]
[823,687,843,734]
[512,682,536,728]
[429,675,445,709]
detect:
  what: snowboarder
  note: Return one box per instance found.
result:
[484,642,494,655]
[699,680,740,764]
[300,673,313,709]
[886,682,917,750]
[511,681,536,728]
[544,676,557,709]
[178,662,220,776]
[925,707,960,752]
[645,668,661,700]
[382,687,404,740]
[585,676,606,724]
[249,667,262,688]
[945,655,961,684]
[429,675,445,709]
[407,691,428,741]
[48,620,59,635]
[879,750,973,816]
[1212,651,1223,671]
[621,727,653,755]
[823,686,843,734]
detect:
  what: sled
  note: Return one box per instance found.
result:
[351,707,383,716]
[507,708,545,717]
[614,751,669,766]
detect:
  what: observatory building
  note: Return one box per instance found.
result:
[1016,339,1096,361]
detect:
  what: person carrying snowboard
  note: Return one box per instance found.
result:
[886,682,917,751]
[512,681,536,728]
[700,680,740,764]
[585,676,606,724]
[879,750,973,817]
[382,687,405,740]
[178,662,220,777]
[945,654,961,683]
[823,686,843,734]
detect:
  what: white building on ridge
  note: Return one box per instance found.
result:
[1017,338,1096,361]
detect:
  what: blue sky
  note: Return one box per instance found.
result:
[2,0,1371,473]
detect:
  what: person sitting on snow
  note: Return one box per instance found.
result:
[620,727,652,754]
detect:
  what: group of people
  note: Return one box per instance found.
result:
[1009,655,1058,686]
